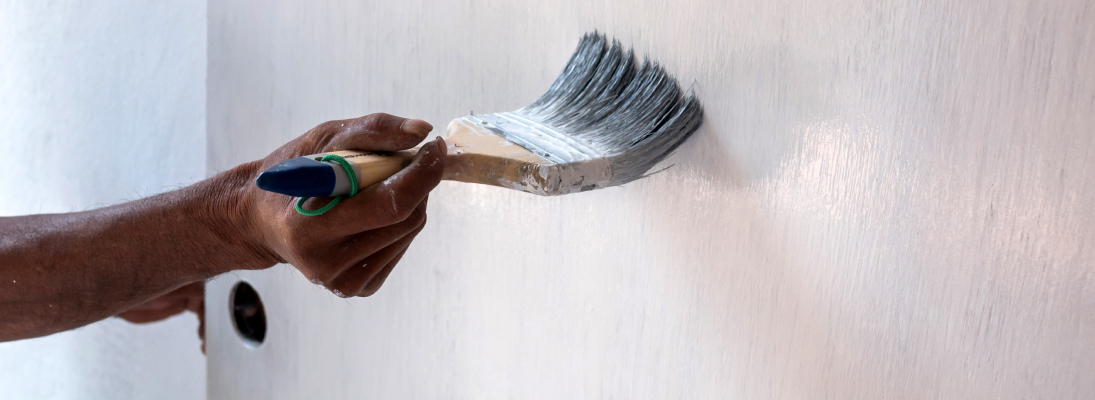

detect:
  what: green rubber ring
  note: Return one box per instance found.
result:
[294,154,359,216]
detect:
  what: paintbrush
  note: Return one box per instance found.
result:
[255,32,704,198]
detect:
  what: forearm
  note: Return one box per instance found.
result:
[0,162,276,341]
[0,113,444,341]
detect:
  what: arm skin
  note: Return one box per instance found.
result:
[0,113,446,342]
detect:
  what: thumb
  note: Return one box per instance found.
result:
[328,113,434,152]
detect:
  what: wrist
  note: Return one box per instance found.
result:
[186,161,280,274]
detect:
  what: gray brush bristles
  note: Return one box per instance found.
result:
[519,32,704,186]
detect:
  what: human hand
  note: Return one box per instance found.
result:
[239,113,445,297]
[118,281,205,352]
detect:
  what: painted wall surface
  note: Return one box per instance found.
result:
[0,1,207,399]
[206,1,1095,398]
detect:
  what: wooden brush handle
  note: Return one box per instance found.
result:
[332,118,544,193]
[321,150,418,191]
[320,119,553,195]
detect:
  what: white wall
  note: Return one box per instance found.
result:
[205,0,1095,399]
[0,1,206,399]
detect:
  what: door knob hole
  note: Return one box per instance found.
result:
[230,281,266,347]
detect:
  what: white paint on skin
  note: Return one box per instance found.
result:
[388,188,398,216]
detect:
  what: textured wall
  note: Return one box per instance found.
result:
[0,1,207,399]
[206,0,1095,398]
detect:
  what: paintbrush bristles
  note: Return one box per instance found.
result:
[517,32,704,186]
[258,33,702,198]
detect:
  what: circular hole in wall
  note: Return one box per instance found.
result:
[230,281,267,347]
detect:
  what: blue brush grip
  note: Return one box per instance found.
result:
[255,156,337,197]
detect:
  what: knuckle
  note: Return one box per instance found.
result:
[390,204,414,224]
[316,119,346,133]
[406,206,427,227]
[359,269,394,298]
[303,120,346,149]
[358,281,382,297]
[296,131,323,151]
[358,113,392,132]
[378,204,400,225]
[380,196,417,225]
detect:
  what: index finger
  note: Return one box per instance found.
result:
[326,113,434,152]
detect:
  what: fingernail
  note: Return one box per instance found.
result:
[400,119,433,136]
